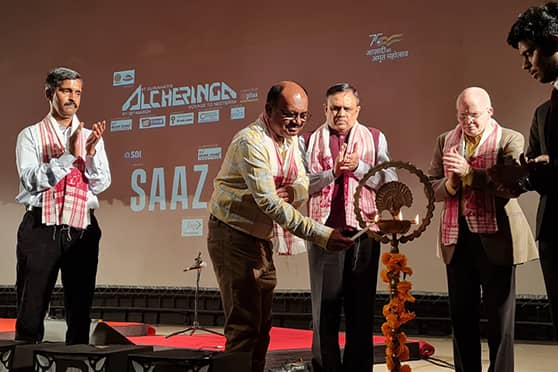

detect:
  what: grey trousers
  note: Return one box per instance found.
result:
[308,234,380,372]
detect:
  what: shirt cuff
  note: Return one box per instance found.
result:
[291,183,307,205]
[315,226,334,249]
[85,154,100,172]
[444,180,458,196]
[461,167,473,186]
[59,152,77,168]
[352,160,368,179]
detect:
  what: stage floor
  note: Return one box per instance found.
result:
[0,319,428,369]
[153,325,558,371]
[2,319,558,371]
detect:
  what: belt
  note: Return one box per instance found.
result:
[27,206,95,216]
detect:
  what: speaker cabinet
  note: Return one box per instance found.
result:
[0,340,17,372]
[33,344,152,372]
[127,349,251,372]
[43,319,132,345]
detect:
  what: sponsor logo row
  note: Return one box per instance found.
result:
[110,107,245,132]
[123,147,222,161]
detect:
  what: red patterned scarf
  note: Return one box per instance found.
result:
[306,122,377,228]
[39,116,90,229]
[260,114,307,255]
[441,119,501,245]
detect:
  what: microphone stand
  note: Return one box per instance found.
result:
[166,252,223,338]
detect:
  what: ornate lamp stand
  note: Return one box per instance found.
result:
[354,161,435,372]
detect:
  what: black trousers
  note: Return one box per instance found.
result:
[308,234,380,372]
[446,219,516,372]
[538,238,558,338]
[15,209,101,344]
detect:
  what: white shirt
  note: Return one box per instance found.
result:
[15,114,111,209]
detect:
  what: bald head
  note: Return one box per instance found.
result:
[456,87,492,109]
[265,80,309,139]
[456,87,494,137]
[266,81,308,107]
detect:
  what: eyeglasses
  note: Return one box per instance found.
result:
[457,109,488,122]
[280,110,311,122]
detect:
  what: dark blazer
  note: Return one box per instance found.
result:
[526,101,558,240]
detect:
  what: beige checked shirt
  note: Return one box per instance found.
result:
[209,117,332,248]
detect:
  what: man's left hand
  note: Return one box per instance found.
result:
[85,120,106,157]
[443,146,470,177]
[339,143,359,173]
[277,185,295,204]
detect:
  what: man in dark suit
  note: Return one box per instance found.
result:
[428,87,537,372]
[507,1,558,338]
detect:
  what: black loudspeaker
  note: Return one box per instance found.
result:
[127,349,251,372]
[0,340,18,372]
[11,321,134,371]
[90,322,133,345]
[33,344,153,372]
[43,319,132,345]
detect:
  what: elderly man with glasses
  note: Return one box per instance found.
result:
[207,81,354,372]
[301,83,396,372]
[427,87,536,372]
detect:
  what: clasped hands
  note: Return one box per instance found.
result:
[69,120,107,158]
[333,143,359,178]
[443,145,471,189]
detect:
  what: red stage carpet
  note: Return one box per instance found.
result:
[0,318,14,332]
[0,318,435,367]
[130,327,435,358]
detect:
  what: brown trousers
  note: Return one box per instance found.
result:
[207,216,277,372]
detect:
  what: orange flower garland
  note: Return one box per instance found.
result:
[381,252,416,372]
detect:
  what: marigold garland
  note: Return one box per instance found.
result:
[381,252,415,372]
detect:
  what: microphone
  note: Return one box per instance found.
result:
[184,261,207,271]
